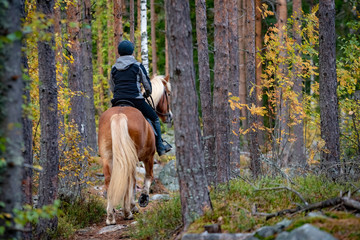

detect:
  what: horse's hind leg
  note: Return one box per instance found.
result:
[106,200,116,225]
[131,176,139,213]
[139,157,154,207]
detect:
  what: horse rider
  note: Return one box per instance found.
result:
[109,40,172,156]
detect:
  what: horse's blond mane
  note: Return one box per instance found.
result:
[151,75,171,106]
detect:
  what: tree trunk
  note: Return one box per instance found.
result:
[108,0,114,71]
[165,14,169,76]
[255,0,264,146]
[291,0,306,167]
[64,0,87,200]
[246,0,262,178]
[195,0,215,185]
[114,0,123,59]
[277,0,289,167]
[81,0,97,155]
[0,1,23,238]
[137,0,141,60]
[130,0,135,43]
[20,1,33,238]
[140,0,149,72]
[319,0,341,179]
[35,0,59,237]
[97,0,105,114]
[150,0,157,75]
[228,0,241,177]
[239,0,247,131]
[166,0,212,229]
[214,0,231,184]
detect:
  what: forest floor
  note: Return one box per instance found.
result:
[69,181,169,240]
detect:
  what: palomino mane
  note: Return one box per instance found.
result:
[150,75,171,106]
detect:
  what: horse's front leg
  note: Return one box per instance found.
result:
[139,158,154,207]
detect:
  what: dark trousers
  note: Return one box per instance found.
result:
[111,98,158,122]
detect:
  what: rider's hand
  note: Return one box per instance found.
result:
[143,90,151,98]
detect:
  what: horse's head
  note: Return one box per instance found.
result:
[156,75,173,124]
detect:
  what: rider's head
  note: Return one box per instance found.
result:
[118,40,134,56]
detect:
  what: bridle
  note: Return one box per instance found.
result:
[145,89,172,122]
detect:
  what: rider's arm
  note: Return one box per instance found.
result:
[110,67,116,93]
[139,64,152,95]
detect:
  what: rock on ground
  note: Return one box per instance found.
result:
[158,160,179,191]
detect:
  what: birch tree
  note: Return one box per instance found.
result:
[140,0,149,72]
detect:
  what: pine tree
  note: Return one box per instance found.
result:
[166,0,212,229]
[35,0,59,237]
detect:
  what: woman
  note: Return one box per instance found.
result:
[110,40,172,156]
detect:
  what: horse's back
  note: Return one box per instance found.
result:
[98,106,155,160]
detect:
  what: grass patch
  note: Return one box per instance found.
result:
[51,195,106,238]
[187,175,358,234]
[129,195,182,240]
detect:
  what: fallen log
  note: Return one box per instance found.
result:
[252,197,360,220]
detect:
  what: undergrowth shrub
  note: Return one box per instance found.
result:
[188,174,357,234]
[51,195,105,238]
[129,195,182,240]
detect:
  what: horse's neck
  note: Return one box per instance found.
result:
[151,79,164,107]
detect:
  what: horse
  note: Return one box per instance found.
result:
[98,75,172,225]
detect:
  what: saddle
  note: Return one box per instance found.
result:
[112,99,158,137]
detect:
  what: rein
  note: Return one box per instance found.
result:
[145,89,171,117]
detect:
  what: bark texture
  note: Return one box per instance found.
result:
[291,0,306,167]
[63,1,87,200]
[214,0,231,184]
[20,1,33,238]
[246,0,262,178]
[36,0,59,237]
[277,0,290,167]
[195,0,215,185]
[81,0,97,155]
[228,0,240,176]
[166,0,212,229]
[150,0,157,75]
[140,0,149,72]
[239,0,247,131]
[114,0,123,59]
[130,0,135,43]
[319,0,341,178]
[0,0,23,238]
[255,0,264,146]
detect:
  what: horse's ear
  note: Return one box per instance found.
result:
[164,75,170,82]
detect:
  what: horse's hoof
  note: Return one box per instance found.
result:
[131,206,139,213]
[124,212,134,220]
[106,219,116,225]
[138,193,149,207]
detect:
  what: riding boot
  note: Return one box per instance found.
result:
[153,119,172,156]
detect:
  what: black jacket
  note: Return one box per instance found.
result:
[110,55,151,100]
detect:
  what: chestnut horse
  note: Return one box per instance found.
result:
[98,75,172,225]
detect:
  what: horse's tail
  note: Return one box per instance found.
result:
[108,113,137,208]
